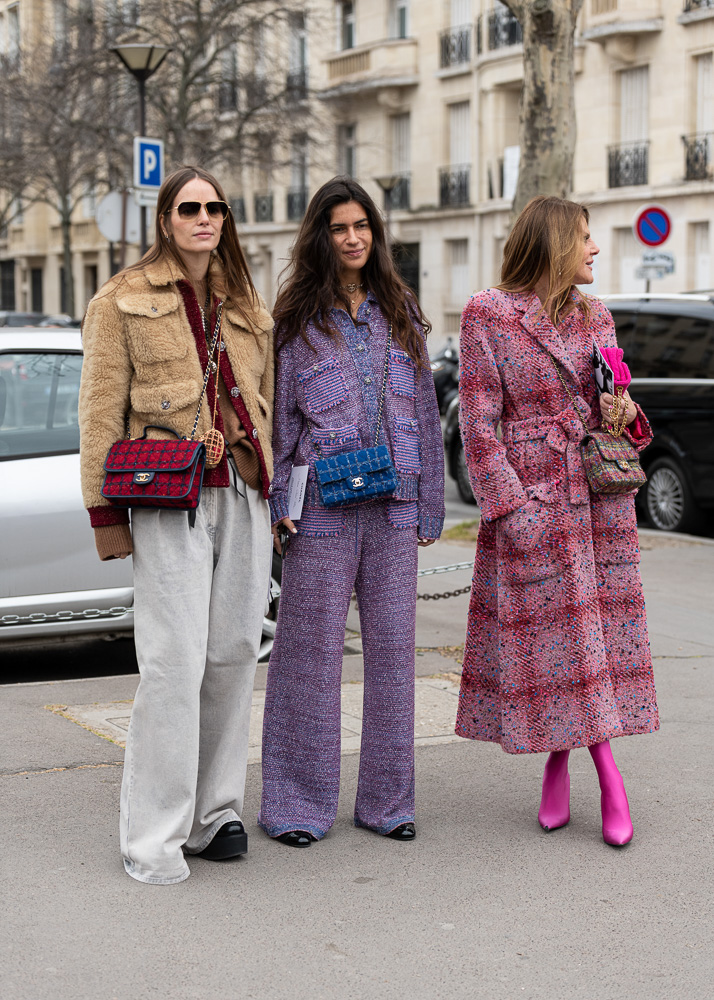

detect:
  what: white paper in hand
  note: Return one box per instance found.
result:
[287,465,309,520]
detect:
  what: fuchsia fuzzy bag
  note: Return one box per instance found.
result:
[599,346,631,394]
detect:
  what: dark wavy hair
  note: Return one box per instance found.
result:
[498,195,591,326]
[122,165,257,324]
[272,176,430,365]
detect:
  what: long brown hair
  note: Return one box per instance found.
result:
[123,165,257,322]
[272,176,430,365]
[498,195,591,325]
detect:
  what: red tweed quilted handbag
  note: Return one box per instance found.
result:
[101,303,223,512]
[101,425,206,510]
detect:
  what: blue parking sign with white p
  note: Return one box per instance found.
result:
[133,137,164,190]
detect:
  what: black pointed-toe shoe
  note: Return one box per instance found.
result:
[385,823,416,841]
[276,830,313,848]
[195,821,248,860]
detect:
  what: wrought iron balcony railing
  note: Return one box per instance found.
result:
[384,174,411,211]
[488,7,523,49]
[607,141,649,187]
[682,132,713,180]
[254,194,274,223]
[287,187,308,221]
[439,165,470,207]
[683,0,714,12]
[440,25,471,68]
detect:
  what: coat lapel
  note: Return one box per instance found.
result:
[515,291,579,384]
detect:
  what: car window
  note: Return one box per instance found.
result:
[0,352,82,459]
[608,308,637,357]
[631,311,714,379]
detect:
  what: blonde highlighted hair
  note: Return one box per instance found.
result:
[498,195,591,325]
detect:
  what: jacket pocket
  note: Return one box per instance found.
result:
[388,349,416,398]
[297,358,348,413]
[295,504,345,538]
[393,418,421,473]
[498,489,561,583]
[310,424,361,457]
[130,380,201,417]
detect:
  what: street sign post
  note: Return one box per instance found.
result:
[633,205,673,290]
[133,137,164,192]
[633,205,672,248]
[133,137,164,255]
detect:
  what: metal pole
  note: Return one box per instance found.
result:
[138,77,147,257]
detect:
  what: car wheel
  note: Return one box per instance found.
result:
[454,441,477,505]
[644,457,699,533]
[259,550,282,662]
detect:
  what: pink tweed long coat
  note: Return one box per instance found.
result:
[456,289,659,754]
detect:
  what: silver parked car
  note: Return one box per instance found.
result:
[0,329,279,658]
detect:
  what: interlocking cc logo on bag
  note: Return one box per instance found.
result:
[133,471,155,485]
[351,476,365,489]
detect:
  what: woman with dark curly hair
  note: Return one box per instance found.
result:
[258,177,444,847]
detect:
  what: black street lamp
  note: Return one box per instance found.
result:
[110,43,171,254]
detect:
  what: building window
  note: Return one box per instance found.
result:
[82,182,97,219]
[388,0,409,39]
[218,45,239,113]
[389,113,411,209]
[684,53,713,181]
[609,66,649,187]
[337,2,355,51]
[7,3,21,62]
[689,222,711,291]
[447,239,469,304]
[230,197,247,223]
[441,0,472,68]
[288,134,309,221]
[338,123,356,177]
[287,12,308,98]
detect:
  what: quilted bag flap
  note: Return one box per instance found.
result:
[586,432,638,469]
[104,436,204,474]
[314,445,393,485]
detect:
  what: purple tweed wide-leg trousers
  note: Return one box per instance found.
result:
[258,501,419,840]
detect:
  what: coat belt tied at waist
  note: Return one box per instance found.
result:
[504,399,595,506]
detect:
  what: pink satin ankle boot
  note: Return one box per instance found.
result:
[538,750,571,832]
[588,741,633,846]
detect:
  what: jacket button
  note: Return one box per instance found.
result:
[252,428,258,438]
[364,377,372,384]
[329,432,336,439]
[161,400,170,410]
[219,342,226,351]
[230,387,240,397]
[357,345,365,352]
[268,484,273,494]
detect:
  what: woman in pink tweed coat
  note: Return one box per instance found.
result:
[457,196,659,847]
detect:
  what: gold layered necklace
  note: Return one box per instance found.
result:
[340,282,364,314]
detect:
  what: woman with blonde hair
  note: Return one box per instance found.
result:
[79,165,274,882]
[457,195,659,846]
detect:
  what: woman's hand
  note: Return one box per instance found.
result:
[272,516,297,554]
[599,391,637,428]
[418,537,436,547]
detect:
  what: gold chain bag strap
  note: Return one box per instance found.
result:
[551,357,647,496]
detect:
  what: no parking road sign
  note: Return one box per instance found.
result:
[133,137,164,194]
[633,204,672,247]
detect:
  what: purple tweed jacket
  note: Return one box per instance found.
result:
[269,293,445,538]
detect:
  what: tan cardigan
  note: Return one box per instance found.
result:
[79,256,274,558]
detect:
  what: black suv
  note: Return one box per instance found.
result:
[444,293,714,532]
[602,293,714,532]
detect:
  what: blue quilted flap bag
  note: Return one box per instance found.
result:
[310,325,399,508]
[314,444,398,507]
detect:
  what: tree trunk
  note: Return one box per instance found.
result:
[503,0,585,218]
[60,199,75,318]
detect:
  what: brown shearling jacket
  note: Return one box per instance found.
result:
[79,256,274,557]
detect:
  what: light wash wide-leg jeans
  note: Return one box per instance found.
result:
[121,472,271,884]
